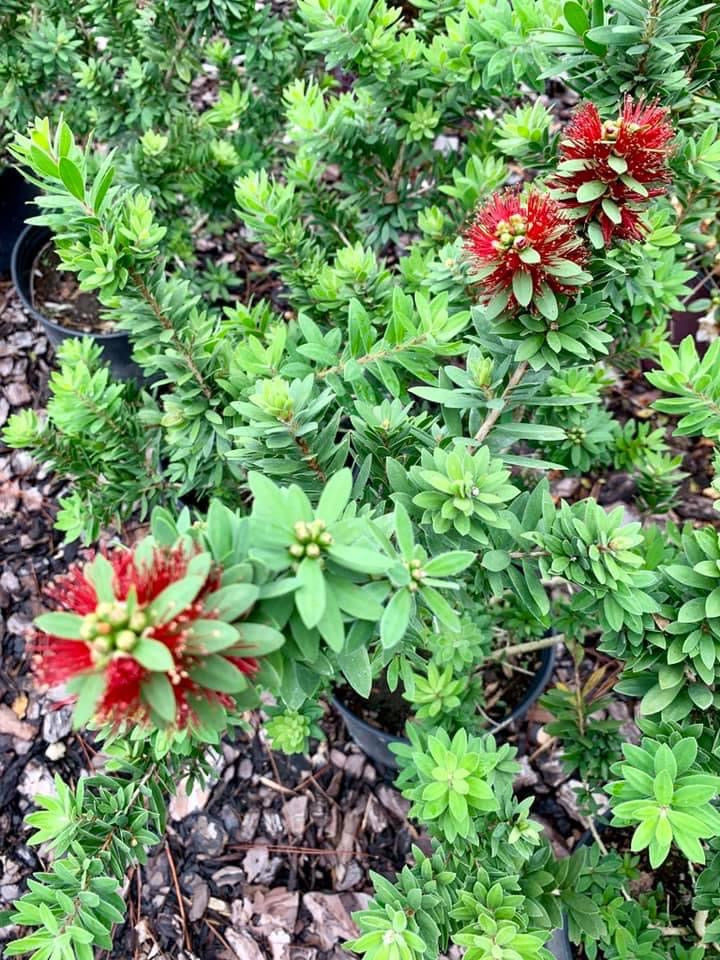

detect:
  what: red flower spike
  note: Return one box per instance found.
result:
[550,97,674,245]
[32,544,257,729]
[464,190,589,318]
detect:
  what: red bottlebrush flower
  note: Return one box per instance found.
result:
[32,543,260,730]
[551,96,674,245]
[464,189,589,319]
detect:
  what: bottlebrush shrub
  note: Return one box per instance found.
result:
[5,56,720,960]
[0,0,303,256]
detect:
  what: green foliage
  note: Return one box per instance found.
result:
[393,727,515,843]
[541,667,623,814]
[526,498,658,633]
[607,737,720,867]
[538,0,719,108]
[3,338,170,542]
[495,101,553,161]
[265,704,325,754]
[410,445,519,541]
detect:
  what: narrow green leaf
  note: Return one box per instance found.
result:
[35,612,87,639]
[72,672,107,728]
[576,180,606,203]
[189,655,249,693]
[141,673,176,724]
[132,638,175,672]
[564,0,589,35]
[317,469,352,523]
[381,589,412,648]
[84,553,117,603]
[601,197,622,224]
[512,270,533,307]
[534,283,558,322]
[58,157,85,201]
[295,557,326,629]
[148,576,204,625]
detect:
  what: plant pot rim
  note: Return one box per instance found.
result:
[12,224,128,341]
[333,641,557,767]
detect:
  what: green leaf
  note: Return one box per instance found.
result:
[203,584,260,620]
[587,221,605,249]
[141,673,176,725]
[423,551,476,577]
[35,612,87,639]
[381,589,412,648]
[689,683,714,710]
[576,180,606,203]
[546,258,584,277]
[148,576,205,625]
[337,643,372,697]
[607,154,628,174]
[534,283,558,322]
[481,549,511,572]
[236,622,285,656]
[317,468,352,522]
[512,270,533,307]
[72,672,107,728]
[84,553,117,602]
[189,655,249,693]
[586,24,642,46]
[58,157,85,200]
[484,289,511,320]
[328,544,392,574]
[620,174,648,197]
[601,197,622,224]
[640,682,682,715]
[132,638,175,672]
[187,620,240,653]
[564,0,589,35]
[394,502,415,556]
[296,557,326,629]
[679,597,706,623]
[653,769,674,805]
[706,587,720,618]
[518,247,541,264]
[420,585,460,630]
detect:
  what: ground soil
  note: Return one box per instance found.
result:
[31,244,111,334]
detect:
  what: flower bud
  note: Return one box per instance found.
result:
[115,630,137,651]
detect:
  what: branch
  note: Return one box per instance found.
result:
[469,360,528,452]
[488,632,561,660]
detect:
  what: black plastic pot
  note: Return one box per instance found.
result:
[12,225,143,381]
[333,642,557,771]
[0,167,38,277]
[545,926,573,960]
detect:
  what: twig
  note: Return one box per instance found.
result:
[469,360,528,452]
[204,917,235,955]
[529,735,557,762]
[226,841,368,858]
[489,633,562,661]
[165,841,191,953]
[258,775,296,796]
